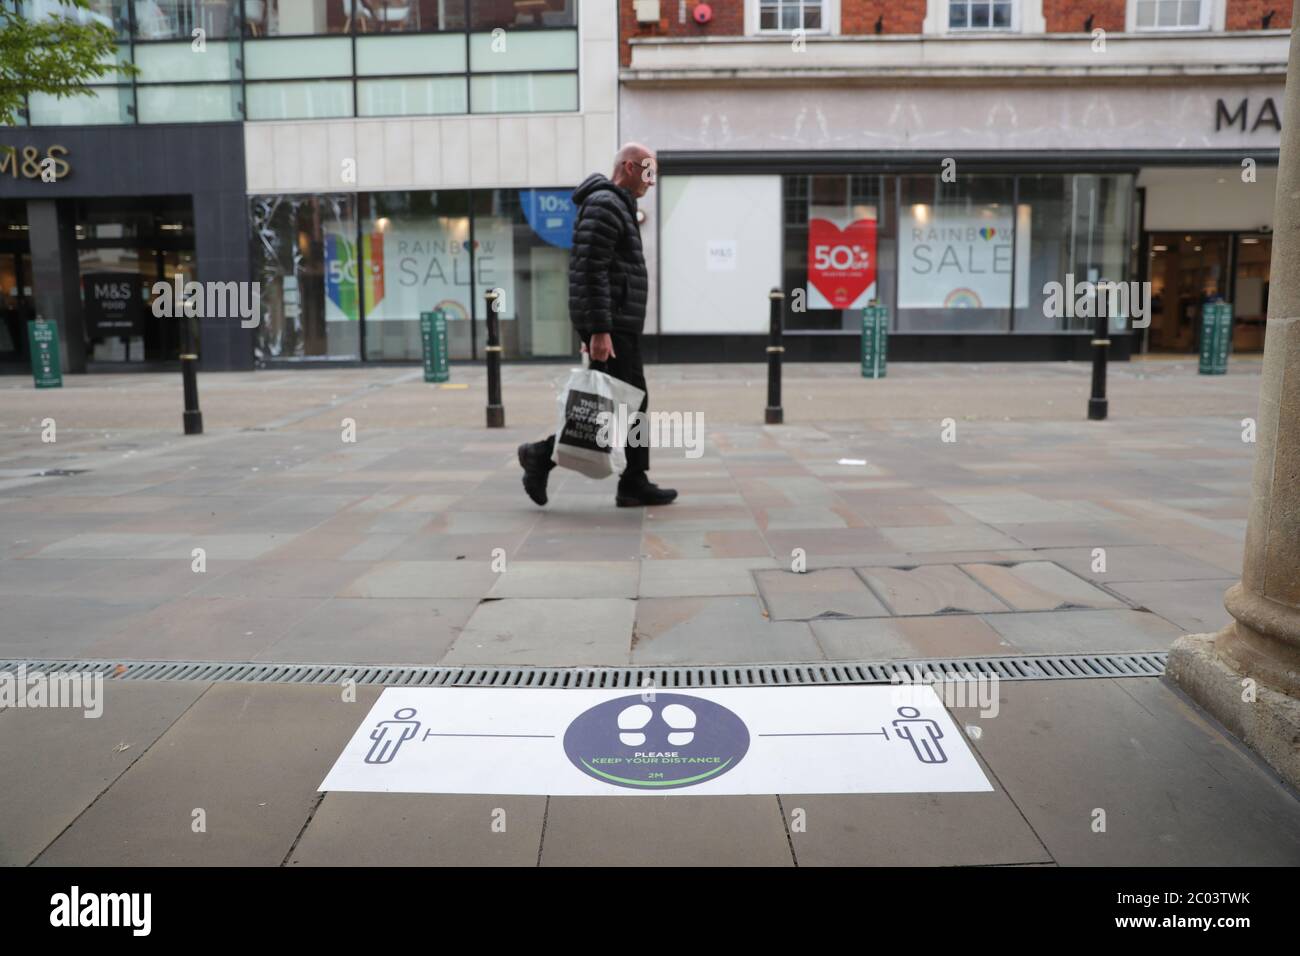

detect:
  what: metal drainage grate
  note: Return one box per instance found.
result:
[0,652,1166,688]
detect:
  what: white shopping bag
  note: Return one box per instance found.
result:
[551,367,647,479]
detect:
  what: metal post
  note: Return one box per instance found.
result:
[766,287,784,425]
[484,288,504,428]
[180,310,203,435]
[1088,305,1109,421]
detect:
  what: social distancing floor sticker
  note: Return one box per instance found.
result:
[320,686,992,795]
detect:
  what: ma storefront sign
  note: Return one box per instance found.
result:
[1215,97,1282,134]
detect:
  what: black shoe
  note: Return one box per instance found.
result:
[615,481,678,508]
[518,442,554,506]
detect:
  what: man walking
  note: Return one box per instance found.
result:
[518,143,678,509]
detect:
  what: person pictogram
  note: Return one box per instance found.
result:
[891,706,947,763]
[365,707,420,764]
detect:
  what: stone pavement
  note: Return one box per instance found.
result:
[1,358,1297,865]
[2,676,1299,866]
[0,359,1258,667]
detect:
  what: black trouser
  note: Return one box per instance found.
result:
[535,329,650,484]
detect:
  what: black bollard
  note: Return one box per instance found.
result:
[1088,306,1109,421]
[484,289,505,428]
[180,311,203,435]
[766,288,785,425]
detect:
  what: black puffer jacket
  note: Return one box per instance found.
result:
[568,173,648,335]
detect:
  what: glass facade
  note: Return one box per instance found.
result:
[251,186,576,363]
[12,0,579,125]
[782,172,1136,335]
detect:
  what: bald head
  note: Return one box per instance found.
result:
[611,142,656,198]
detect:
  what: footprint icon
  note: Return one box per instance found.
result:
[662,703,696,746]
[618,704,653,746]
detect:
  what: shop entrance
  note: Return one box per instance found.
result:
[1145,232,1271,354]
[0,200,33,367]
[76,196,196,366]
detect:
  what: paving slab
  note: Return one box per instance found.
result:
[878,525,1026,552]
[950,678,1300,866]
[811,615,1015,660]
[34,683,381,866]
[961,561,1127,611]
[632,596,823,664]
[754,568,890,621]
[442,598,636,666]
[1034,545,1235,584]
[288,793,546,866]
[786,788,1052,866]
[0,680,209,866]
[342,561,500,599]
[859,564,1010,615]
[486,561,639,599]
[1108,579,1235,634]
[258,598,477,664]
[638,557,778,598]
[515,531,645,561]
[641,530,771,560]
[540,796,793,866]
[0,595,170,658]
[82,596,327,661]
[191,559,368,599]
[979,609,1184,654]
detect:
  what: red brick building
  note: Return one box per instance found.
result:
[617,0,1290,361]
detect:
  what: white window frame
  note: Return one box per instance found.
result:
[746,0,840,37]
[1127,0,1217,32]
[942,0,1021,33]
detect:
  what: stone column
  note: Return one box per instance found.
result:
[1167,1,1300,788]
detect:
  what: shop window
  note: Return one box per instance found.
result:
[781,174,891,332]
[360,190,472,361]
[250,193,360,360]
[897,175,1019,332]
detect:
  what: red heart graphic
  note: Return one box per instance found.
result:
[808,218,878,309]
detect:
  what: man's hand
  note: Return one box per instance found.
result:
[588,332,615,362]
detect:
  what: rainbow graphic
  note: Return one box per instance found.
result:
[944,288,983,309]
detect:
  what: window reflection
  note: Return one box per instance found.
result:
[133,0,238,38]
[469,0,574,29]
[23,0,130,37]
